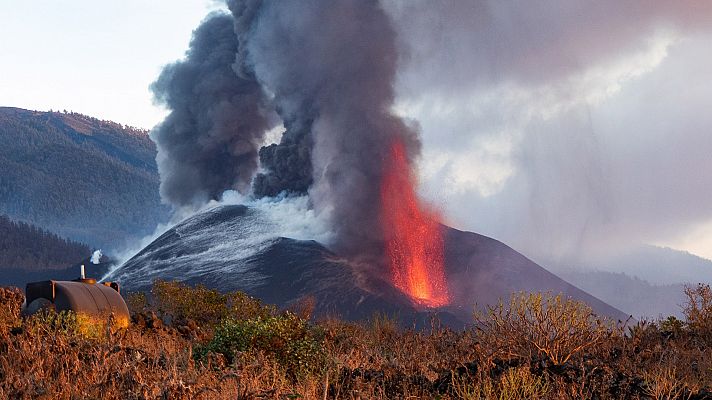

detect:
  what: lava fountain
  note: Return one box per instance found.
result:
[380,139,450,307]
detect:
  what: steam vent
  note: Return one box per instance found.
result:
[23,268,130,329]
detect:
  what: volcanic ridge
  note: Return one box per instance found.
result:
[108,204,628,327]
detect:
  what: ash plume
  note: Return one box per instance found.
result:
[152,0,424,262]
[229,0,420,259]
[252,114,314,198]
[151,13,273,209]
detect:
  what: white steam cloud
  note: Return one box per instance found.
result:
[90,249,102,265]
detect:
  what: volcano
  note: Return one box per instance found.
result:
[106,204,628,326]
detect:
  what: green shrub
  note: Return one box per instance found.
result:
[197,312,325,378]
[226,290,276,321]
[125,291,148,314]
[149,280,275,327]
[152,280,229,325]
[25,310,104,339]
[658,315,684,336]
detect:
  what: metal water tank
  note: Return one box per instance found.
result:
[24,276,130,329]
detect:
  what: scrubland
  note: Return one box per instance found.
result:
[1,280,712,399]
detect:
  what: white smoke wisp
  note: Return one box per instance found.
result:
[90,249,102,265]
[218,190,334,245]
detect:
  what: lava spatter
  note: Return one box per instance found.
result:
[380,139,450,307]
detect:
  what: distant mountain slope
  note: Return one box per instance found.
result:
[590,245,712,286]
[543,245,712,286]
[541,245,712,318]
[442,227,627,321]
[0,107,168,250]
[108,205,629,325]
[0,214,90,270]
[556,270,686,319]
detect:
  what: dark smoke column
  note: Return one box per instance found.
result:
[252,114,315,198]
[230,0,421,260]
[151,13,273,209]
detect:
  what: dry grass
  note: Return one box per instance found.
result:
[1,282,712,399]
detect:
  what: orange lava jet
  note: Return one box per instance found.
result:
[380,139,450,307]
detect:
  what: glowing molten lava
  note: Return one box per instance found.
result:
[380,139,450,307]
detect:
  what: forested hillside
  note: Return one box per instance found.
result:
[0,107,168,249]
[0,214,89,269]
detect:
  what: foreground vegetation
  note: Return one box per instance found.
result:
[1,281,712,399]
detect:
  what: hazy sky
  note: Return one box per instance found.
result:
[384,1,712,263]
[2,1,711,263]
[0,1,218,128]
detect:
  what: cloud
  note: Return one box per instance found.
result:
[385,1,712,94]
[383,1,712,264]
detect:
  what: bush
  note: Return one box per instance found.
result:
[683,283,712,340]
[0,287,24,329]
[227,290,276,321]
[4,280,712,398]
[152,280,230,325]
[658,315,684,337]
[451,367,550,400]
[475,292,614,365]
[498,367,551,400]
[150,280,275,327]
[642,366,693,400]
[25,309,114,340]
[197,312,325,378]
[125,291,148,314]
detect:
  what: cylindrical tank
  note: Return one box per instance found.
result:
[24,279,130,329]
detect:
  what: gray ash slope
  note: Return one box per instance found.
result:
[108,205,429,323]
[443,228,626,320]
[108,205,628,324]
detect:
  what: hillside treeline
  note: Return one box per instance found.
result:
[0,214,89,269]
[0,107,169,250]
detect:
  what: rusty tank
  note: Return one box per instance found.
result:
[23,265,130,329]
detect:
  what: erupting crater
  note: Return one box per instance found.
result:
[380,139,450,307]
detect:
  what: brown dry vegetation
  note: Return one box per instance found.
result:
[1,281,712,399]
